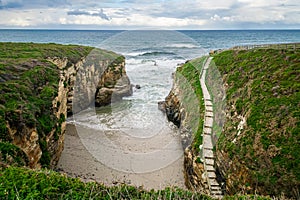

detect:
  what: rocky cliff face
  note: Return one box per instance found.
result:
[50,51,132,115]
[163,47,300,198]
[184,146,209,194]
[0,43,130,169]
[43,51,130,168]
[95,56,132,107]
[161,59,208,194]
[164,83,208,195]
[213,48,300,198]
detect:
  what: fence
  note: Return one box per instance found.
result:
[230,42,300,50]
[210,42,300,55]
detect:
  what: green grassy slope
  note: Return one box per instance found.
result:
[0,42,287,199]
[0,163,274,199]
[0,165,213,200]
[0,42,93,167]
[214,48,300,198]
[176,57,206,152]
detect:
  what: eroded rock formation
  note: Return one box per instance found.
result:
[95,57,132,106]
[47,51,130,167]
[0,43,130,169]
[160,63,208,194]
[184,146,209,194]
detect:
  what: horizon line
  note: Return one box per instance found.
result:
[0,28,300,31]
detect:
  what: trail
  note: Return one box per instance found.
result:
[199,57,223,198]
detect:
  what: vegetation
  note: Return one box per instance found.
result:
[0,165,213,200]
[206,58,227,145]
[0,42,95,168]
[0,142,28,166]
[176,57,207,153]
[0,165,274,200]
[214,48,300,198]
[1,42,294,199]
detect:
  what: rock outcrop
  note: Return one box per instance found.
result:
[164,90,181,128]
[163,46,300,199]
[46,50,130,167]
[50,51,131,115]
[163,72,196,150]
[95,56,132,106]
[160,58,208,194]
[0,43,130,169]
[184,146,209,194]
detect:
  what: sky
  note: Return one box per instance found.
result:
[0,0,299,29]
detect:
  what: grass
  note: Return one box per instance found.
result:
[0,42,122,167]
[0,42,93,167]
[0,165,275,200]
[213,47,300,198]
[0,142,28,166]
[175,56,207,153]
[206,58,227,144]
[0,165,213,200]
[1,42,293,199]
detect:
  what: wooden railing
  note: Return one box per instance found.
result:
[230,42,300,50]
[210,42,300,55]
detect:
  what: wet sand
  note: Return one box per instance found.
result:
[56,124,186,190]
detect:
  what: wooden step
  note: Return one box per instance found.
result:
[206,111,214,117]
[203,127,212,135]
[205,158,214,166]
[206,165,215,172]
[207,171,216,179]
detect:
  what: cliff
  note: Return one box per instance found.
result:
[163,45,299,198]
[162,57,210,194]
[0,42,131,169]
[95,55,132,107]
[213,48,300,198]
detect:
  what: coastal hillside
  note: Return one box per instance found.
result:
[0,42,131,169]
[213,47,300,198]
[163,57,209,193]
[162,45,299,199]
[0,165,214,200]
[1,42,298,199]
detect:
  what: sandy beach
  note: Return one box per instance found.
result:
[56,124,186,190]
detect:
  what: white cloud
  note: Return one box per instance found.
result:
[208,0,300,26]
[0,9,57,27]
[211,14,236,22]
[124,14,206,27]
[0,0,299,29]
[58,10,207,28]
[193,0,236,10]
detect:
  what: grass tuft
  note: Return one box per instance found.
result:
[214,48,300,198]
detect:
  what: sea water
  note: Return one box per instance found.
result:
[1,29,299,184]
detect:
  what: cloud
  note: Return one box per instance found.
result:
[211,14,235,22]
[0,0,22,9]
[0,0,299,29]
[0,0,69,9]
[207,0,300,26]
[0,8,63,27]
[67,9,110,21]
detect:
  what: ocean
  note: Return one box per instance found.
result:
[1,29,299,185]
[1,29,300,51]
